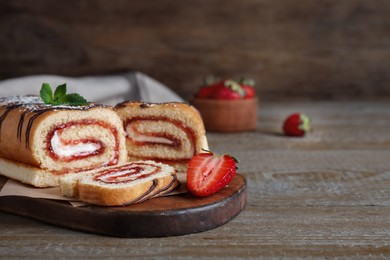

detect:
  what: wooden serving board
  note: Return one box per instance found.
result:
[0,174,247,238]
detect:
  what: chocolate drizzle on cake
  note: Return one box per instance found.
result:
[0,104,23,141]
[0,95,101,148]
[121,173,178,205]
[156,173,178,195]
[122,179,158,206]
[17,110,29,142]
[139,103,150,109]
[25,109,51,148]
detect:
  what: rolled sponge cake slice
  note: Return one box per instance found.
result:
[0,96,127,187]
[59,160,179,206]
[115,101,209,172]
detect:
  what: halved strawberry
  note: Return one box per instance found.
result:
[187,151,238,197]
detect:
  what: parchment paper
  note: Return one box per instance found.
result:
[0,172,187,207]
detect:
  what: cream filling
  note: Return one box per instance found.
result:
[126,124,174,145]
[51,130,101,158]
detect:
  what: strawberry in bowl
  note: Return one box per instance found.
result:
[196,79,255,100]
[190,78,258,132]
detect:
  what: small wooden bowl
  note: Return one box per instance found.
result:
[190,97,258,132]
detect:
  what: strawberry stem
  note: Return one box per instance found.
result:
[201,148,213,154]
[224,80,245,97]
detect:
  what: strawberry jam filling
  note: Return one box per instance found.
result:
[94,162,161,184]
[124,116,197,162]
[46,120,119,164]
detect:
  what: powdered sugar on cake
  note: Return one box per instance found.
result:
[0,95,97,110]
[0,95,42,105]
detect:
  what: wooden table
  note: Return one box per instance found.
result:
[1,101,389,258]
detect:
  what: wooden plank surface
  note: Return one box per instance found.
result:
[1,101,389,258]
[1,1,390,99]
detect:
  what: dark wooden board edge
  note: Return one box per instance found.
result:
[0,174,247,238]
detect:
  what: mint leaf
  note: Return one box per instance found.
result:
[62,93,88,106]
[40,83,54,104]
[54,83,67,103]
[39,83,88,106]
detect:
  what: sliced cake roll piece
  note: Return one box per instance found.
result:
[0,96,127,186]
[115,101,209,172]
[60,160,179,206]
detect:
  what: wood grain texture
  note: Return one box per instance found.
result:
[0,101,389,258]
[1,1,390,99]
[0,175,246,238]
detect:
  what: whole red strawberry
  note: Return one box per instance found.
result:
[239,78,256,99]
[214,87,241,99]
[196,86,215,98]
[283,113,311,137]
[187,150,238,197]
[196,80,224,98]
[213,80,245,99]
[241,85,256,99]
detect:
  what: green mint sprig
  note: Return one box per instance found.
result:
[40,83,88,106]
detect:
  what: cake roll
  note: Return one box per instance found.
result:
[0,96,127,187]
[115,101,209,172]
[60,160,179,206]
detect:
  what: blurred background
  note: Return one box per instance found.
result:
[1,0,390,100]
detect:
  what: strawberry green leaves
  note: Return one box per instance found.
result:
[40,83,88,106]
[282,113,311,137]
